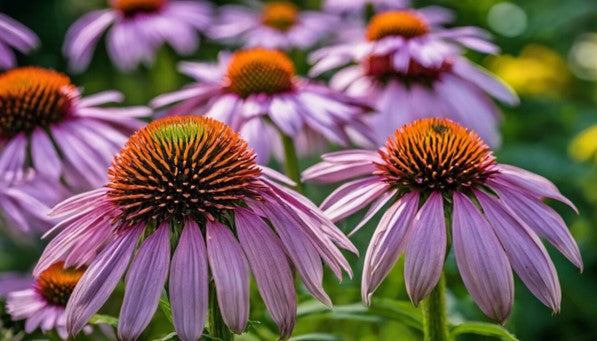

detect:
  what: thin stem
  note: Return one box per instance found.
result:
[281,133,303,192]
[422,272,449,341]
[209,281,233,341]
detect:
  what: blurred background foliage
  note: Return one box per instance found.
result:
[0,0,596,340]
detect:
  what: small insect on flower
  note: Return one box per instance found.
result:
[6,262,87,340]
[151,48,374,164]
[0,13,39,70]
[310,8,518,147]
[0,66,149,189]
[63,0,212,72]
[208,1,339,50]
[35,116,355,341]
[303,118,582,323]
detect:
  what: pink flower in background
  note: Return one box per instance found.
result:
[63,0,212,72]
[0,13,38,69]
[0,67,149,189]
[0,170,67,236]
[35,117,355,340]
[303,118,581,323]
[208,1,339,50]
[151,48,374,164]
[6,262,88,340]
[323,0,409,14]
[310,8,518,146]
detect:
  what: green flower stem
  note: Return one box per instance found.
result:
[281,133,303,192]
[209,281,233,341]
[422,272,449,341]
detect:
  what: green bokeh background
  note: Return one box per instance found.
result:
[0,0,596,340]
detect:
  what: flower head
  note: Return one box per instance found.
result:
[208,1,339,50]
[63,0,212,72]
[36,116,355,340]
[303,118,582,323]
[6,262,87,340]
[0,13,39,70]
[151,49,374,164]
[310,8,518,146]
[0,66,149,189]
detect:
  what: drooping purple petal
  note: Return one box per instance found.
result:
[362,192,419,306]
[301,160,378,183]
[66,225,144,336]
[492,166,578,213]
[404,192,446,305]
[475,190,561,312]
[118,223,170,341]
[350,189,397,236]
[236,208,297,339]
[249,199,332,307]
[452,192,514,322]
[31,128,62,180]
[206,221,250,334]
[321,176,390,222]
[169,220,208,341]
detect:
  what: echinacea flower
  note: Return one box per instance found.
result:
[6,262,87,340]
[63,0,212,72]
[151,48,374,164]
[208,1,339,50]
[323,0,409,14]
[0,13,39,69]
[303,118,582,323]
[310,9,518,146]
[0,170,67,236]
[35,116,355,340]
[0,67,149,189]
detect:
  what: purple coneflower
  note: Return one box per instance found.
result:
[63,0,212,72]
[0,13,38,69]
[0,170,66,235]
[35,116,355,340]
[151,48,374,164]
[303,118,582,323]
[310,9,518,146]
[0,67,149,188]
[208,1,338,50]
[6,262,88,340]
[323,0,409,14]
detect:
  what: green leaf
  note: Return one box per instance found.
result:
[450,322,519,341]
[288,333,342,341]
[88,314,118,327]
[369,298,423,330]
[152,332,179,341]
[159,290,174,325]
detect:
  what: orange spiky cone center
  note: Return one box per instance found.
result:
[35,262,86,307]
[375,118,497,191]
[0,67,75,138]
[226,48,295,98]
[111,0,166,17]
[366,11,429,41]
[107,116,262,224]
[261,2,299,32]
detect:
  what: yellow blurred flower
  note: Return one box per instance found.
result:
[487,44,571,98]
[570,124,597,163]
